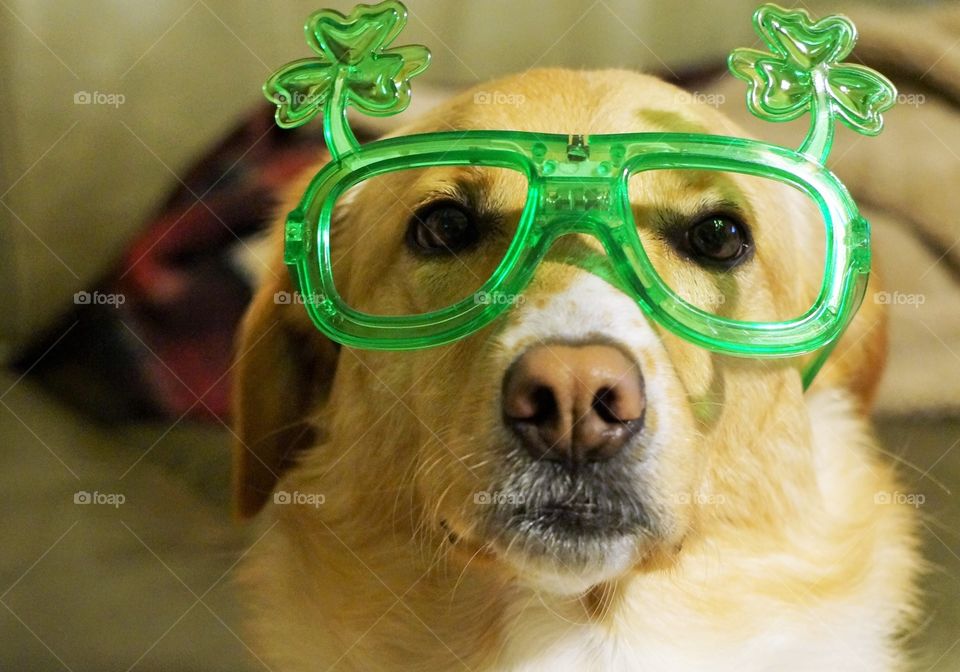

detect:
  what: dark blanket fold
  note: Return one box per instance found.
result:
[16,111,338,422]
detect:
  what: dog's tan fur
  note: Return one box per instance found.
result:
[232,70,919,671]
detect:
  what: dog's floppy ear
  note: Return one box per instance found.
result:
[231,263,339,519]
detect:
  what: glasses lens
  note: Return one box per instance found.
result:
[327,165,528,316]
[626,168,827,323]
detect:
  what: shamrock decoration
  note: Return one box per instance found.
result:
[729,4,896,137]
[264,0,430,129]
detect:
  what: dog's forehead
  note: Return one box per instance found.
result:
[401,68,734,137]
[377,69,750,211]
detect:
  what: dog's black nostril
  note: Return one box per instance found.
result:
[502,343,646,468]
[593,386,621,424]
[528,385,558,424]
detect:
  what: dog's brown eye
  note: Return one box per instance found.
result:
[406,200,479,255]
[684,214,752,268]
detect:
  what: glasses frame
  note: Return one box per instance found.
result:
[284,129,870,359]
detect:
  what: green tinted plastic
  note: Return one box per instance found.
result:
[264,2,896,384]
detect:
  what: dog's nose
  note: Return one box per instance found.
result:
[502,343,645,467]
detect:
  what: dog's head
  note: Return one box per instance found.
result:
[233,69,886,594]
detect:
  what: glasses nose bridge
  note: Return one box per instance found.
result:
[534,172,626,241]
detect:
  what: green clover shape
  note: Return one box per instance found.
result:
[729,4,896,136]
[264,0,430,129]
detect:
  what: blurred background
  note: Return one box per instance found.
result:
[1,0,958,669]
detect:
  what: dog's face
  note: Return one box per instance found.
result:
[234,69,883,594]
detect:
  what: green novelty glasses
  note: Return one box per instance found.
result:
[264,2,896,384]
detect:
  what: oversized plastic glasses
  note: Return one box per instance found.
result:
[264,1,896,386]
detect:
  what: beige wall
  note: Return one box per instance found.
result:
[0,0,937,352]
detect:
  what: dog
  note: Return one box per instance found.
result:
[232,69,919,671]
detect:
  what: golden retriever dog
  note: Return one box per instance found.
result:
[232,69,919,671]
